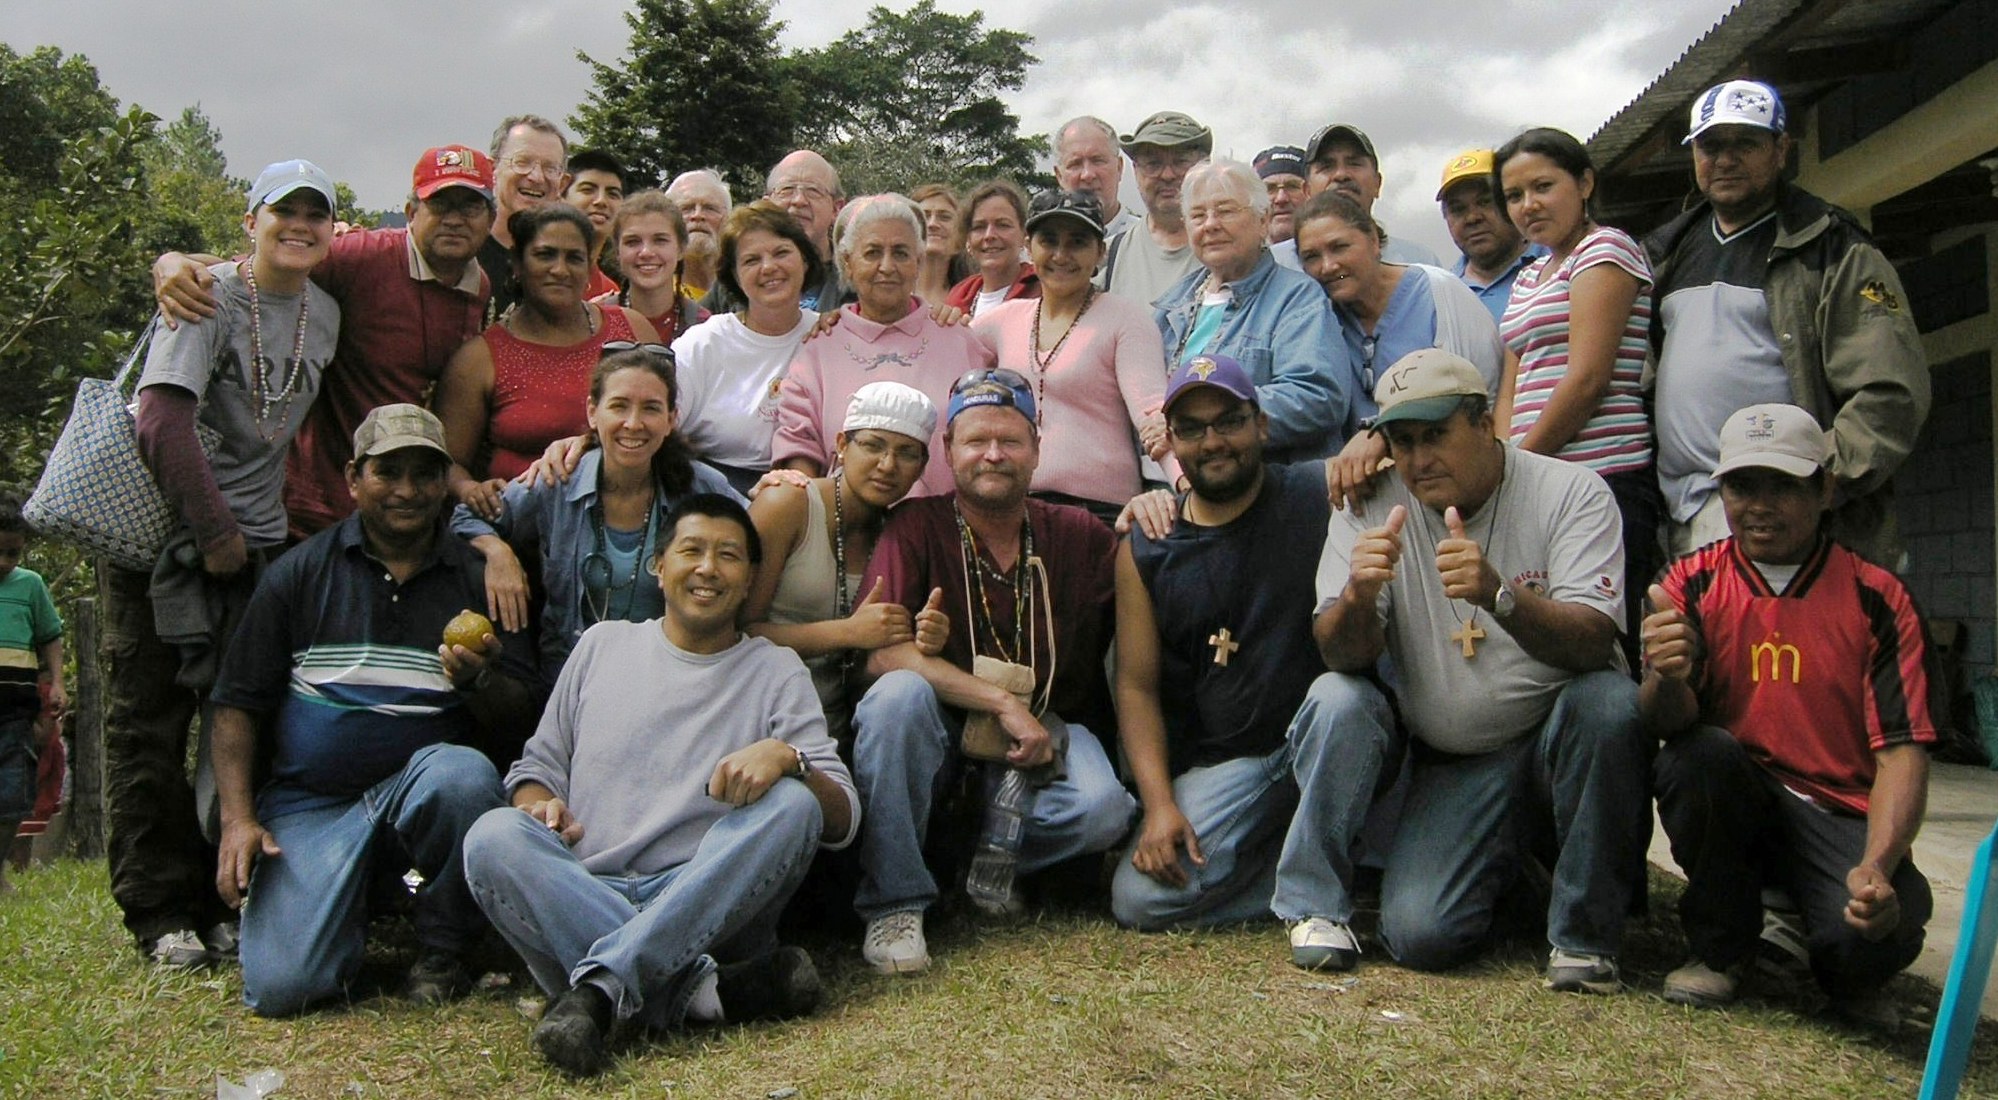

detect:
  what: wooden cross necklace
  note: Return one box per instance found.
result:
[1413,446,1507,660]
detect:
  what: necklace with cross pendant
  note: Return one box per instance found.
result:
[1450,619,1486,658]
[1208,627,1240,667]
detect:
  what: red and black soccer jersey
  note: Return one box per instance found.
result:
[1660,535,1935,815]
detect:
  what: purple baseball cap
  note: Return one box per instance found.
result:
[1163,354,1257,414]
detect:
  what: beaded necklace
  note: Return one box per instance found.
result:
[1027,287,1094,425]
[954,501,1034,664]
[239,260,313,441]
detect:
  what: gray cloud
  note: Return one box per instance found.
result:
[5,0,1735,257]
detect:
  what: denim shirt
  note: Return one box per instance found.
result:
[1154,251,1356,462]
[450,448,744,687]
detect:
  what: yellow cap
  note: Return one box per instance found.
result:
[1436,149,1495,201]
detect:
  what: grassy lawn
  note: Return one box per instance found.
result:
[2,859,1993,1099]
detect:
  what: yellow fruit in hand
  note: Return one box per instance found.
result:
[443,610,495,651]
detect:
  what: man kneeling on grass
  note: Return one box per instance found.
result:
[463,494,857,1077]
[209,405,538,1016]
[1643,403,1933,1029]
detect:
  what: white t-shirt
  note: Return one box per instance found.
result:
[972,285,1010,317]
[671,309,818,471]
[1315,443,1625,754]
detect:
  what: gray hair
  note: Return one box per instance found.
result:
[1055,116,1119,155]
[835,193,925,275]
[1184,158,1270,217]
[489,114,568,162]
[667,168,731,205]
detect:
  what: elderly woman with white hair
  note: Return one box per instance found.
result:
[772,193,994,498]
[1153,158,1355,463]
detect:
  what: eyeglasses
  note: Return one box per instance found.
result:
[1187,202,1252,227]
[771,183,834,203]
[601,341,674,363]
[850,432,928,467]
[1134,151,1203,176]
[502,154,566,180]
[1265,179,1307,196]
[1360,334,1379,393]
[421,191,491,219]
[1168,408,1254,441]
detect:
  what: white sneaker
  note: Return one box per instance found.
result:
[1546,949,1621,994]
[1287,917,1360,971]
[862,910,930,975]
[147,928,209,969]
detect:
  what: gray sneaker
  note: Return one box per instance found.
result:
[201,921,240,963]
[147,928,210,969]
[1546,949,1621,994]
[1287,917,1360,971]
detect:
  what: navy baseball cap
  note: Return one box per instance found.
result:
[1163,354,1257,414]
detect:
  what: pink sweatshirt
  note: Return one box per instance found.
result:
[772,300,993,498]
[972,292,1172,506]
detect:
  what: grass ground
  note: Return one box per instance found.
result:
[2,859,1993,1099]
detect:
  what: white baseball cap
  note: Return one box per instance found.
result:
[1684,80,1787,144]
[1712,403,1829,479]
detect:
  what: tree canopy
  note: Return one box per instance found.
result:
[570,0,1046,202]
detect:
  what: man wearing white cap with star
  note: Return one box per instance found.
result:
[1643,402,1934,1027]
[1310,348,1648,994]
[1645,79,1928,567]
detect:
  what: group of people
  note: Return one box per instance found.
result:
[31,76,1931,1075]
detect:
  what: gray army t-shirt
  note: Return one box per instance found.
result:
[138,262,340,547]
[1314,444,1624,754]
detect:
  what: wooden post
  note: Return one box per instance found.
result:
[67,596,103,860]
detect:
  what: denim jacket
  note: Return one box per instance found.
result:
[450,448,743,687]
[1154,251,1356,461]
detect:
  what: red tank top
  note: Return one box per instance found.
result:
[483,307,637,481]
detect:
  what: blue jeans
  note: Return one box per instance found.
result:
[850,669,1136,921]
[1330,669,1649,970]
[239,743,502,1016]
[1110,673,1401,930]
[463,779,821,1028]
[1655,725,1930,996]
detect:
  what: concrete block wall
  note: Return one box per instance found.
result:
[1895,350,1995,681]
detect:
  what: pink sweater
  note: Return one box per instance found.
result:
[772,300,993,498]
[972,292,1171,506]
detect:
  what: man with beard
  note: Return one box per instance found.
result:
[667,168,732,298]
[847,369,1135,975]
[1108,356,1390,975]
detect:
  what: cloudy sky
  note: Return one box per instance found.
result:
[6,0,1736,260]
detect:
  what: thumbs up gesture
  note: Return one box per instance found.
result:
[1346,504,1407,605]
[1435,505,1500,609]
[847,576,915,650]
[914,587,951,656]
[1640,583,1699,680]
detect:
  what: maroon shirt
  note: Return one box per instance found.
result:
[861,493,1115,735]
[284,227,488,539]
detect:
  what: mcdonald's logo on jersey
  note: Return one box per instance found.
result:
[1749,633,1803,683]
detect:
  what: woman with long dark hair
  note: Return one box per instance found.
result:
[452,344,741,688]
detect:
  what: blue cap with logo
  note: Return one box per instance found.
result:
[1684,80,1786,144]
[1163,354,1257,413]
[946,367,1038,427]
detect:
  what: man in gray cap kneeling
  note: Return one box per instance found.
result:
[1311,349,1648,993]
[207,404,539,1016]
[1099,110,1213,306]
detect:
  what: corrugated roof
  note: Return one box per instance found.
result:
[1587,0,1802,169]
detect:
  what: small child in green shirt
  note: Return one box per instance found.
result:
[0,493,65,894]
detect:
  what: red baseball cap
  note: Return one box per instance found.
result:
[412,145,494,201]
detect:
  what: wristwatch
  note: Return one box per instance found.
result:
[1491,579,1518,622]
[789,745,814,780]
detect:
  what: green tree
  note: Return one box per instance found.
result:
[0,46,157,487]
[784,1,1046,195]
[137,105,247,257]
[572,0,798,199]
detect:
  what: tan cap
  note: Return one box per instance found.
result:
[352,403,451,461]
[1712,403,1829,479]
[1436,149,1495,200]
[1371,348,1488,429]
